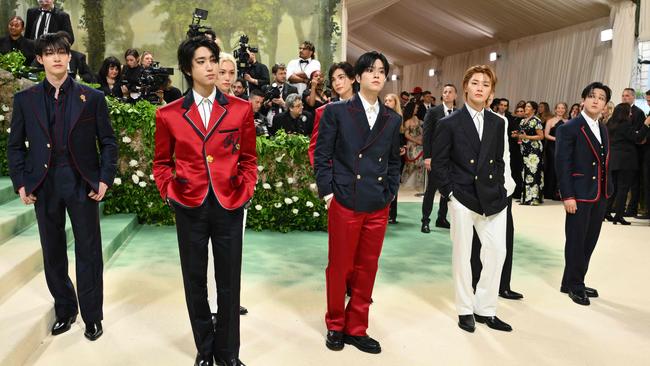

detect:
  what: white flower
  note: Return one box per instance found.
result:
[1,105,9,112]
[255,204,262,211]
[257,165,264,172]
[138,181,147,188]
[131,174,140,184]
[275,153,285,162]
[113,177,122,185]
[136,170,145,177]
[122,136,132,143]
[262,183,271,190]
[284,197,293,205]
[309,183,317,191]
[313,212,320,217]
[274,182,283,188]
[287,177,295,184]
[292,196,299,202]
[525,175,534,184]
[0,115,5,122]
[274,203,282,208]
[147,202,153,208]
[292,208,299,214]
[149,174,155,181]
[129,159,138,167]
[6,128,10,133]
[306,201,314,208]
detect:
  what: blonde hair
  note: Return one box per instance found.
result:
[384,93,402,116]
[462,65,497,101]
[216,52,237,95]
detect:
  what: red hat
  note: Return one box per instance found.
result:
[411,86,423,94]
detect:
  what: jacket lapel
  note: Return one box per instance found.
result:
[205,90,229,139]
[459,106,480,154]
[362,98,389,149]
[181,92,207,138]
[28,83,50,139]
[68,81,86,133]
[477,111,497,167]
[347,94,371,142]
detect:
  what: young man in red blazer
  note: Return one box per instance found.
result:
[153,36,256,366]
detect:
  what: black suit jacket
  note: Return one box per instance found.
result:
[7,79,118,195]
[608,118,650,171]
[430,105,507,216]
[314,94,402,212]
[281,83,298,99]
[423,104,453,159]
[69,50,95,83]
[555,115,613,202]
[0,36,35,65]
[25,7,74,44]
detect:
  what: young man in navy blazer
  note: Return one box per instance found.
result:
[7,32,117,341]
[431,65,511,333]
[555,82,613,306]
[314,51,401,354]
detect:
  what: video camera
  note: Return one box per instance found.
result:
[120,62,174,104]
[232,34,258,78]
[261,83,281,103]
[187,8,213,38]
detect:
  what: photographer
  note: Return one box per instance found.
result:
[141,51,154,68]
[154,75,182,104]
[233,78,247,100]
[249,89,270,136]
[264,63,298,114]
[269,93,313,136]
[302,69,329,115]
[120,48,143,97]
[242,50,269,93]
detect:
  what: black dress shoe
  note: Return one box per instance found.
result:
[84,321,103,341]
[421,223,431,233]
[326,330,344,351]
[435,218,451,229]
[584,287,599,298]
[499,289,524,300]
[388,218,398,224]
[239,306,248,315]
[612,216,631,225]
[458,315,475,333]
[343,334,381,354]
[603,213,615,222]
[195,354,214,366]
[568,290,590,306]
[474,314,513,332]
[51,315,76,336]
[214,357,245,366]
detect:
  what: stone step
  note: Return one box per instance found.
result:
[0,214,139,366]
[0,199,37,246]
[0,177,15,206]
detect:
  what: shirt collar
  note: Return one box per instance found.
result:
[43,75,72,97]
[358,93,379,113]
[193,87,216,108]
[581,110,599,127]
[443,102,454,111]
[465,103,484,120]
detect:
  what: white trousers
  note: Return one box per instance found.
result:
[449,199,507,316]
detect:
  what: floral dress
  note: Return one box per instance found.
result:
[519,116,544,205]
[401,119,424,189]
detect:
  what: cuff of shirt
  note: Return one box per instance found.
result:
[324,193,333,202]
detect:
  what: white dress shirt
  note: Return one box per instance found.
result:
[443,103,455,117]
[465,103,484,140]
[286,58,321,95]
[581,110,601,143]
[358,93,379,130]
[489,110,516,196]
[193,88,217,129]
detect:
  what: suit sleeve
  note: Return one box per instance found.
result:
[153,108,175,200]
[7,95,27,192]
[24,10,35,40]
[238,103,258,196]
[96,95,118,187]
[431,119,453,197]
[555,124,575,200]
[60,12,75,45]
[79,54,95,83]
[314,106,336,198]
[422,108,436,159]
[308,106,324,167]
[387,117,401,198]
[494,117,505,187]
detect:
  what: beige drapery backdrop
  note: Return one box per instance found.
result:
[607,1,637,103]
[640,0,650,41]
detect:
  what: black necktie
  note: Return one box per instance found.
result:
[447,109,452,115]
[299,59,309,64]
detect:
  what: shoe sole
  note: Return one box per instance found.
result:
[458,324,475,333]
[325,340,344,351]
[343,338,381,354]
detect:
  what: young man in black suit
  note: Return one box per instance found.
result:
[421,83,457,232]
[556,82,613,306]
[25,0,74,44]
[315,51,401,354]
[431,65,511,333]
[7,32,117,340]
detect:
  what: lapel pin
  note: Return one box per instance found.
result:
[80,94,86,103]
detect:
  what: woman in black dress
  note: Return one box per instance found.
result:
[96,56,123,98]
[517,101,545,205]
[543,102,567,200]
[606,103,650,225]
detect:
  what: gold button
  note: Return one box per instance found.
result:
[592,176,596,180]
[489,174,493,179]
[475,176,478,180]
[359,154,363,158]
[206,155,214,163]
[592,162,596,166]
[379,157,382,162]
[470,159,475,164]
[489,159,493,164]
[46,143,51,148]
[357,175,361,180]
[44,164,48,168]
[378,177,383,181]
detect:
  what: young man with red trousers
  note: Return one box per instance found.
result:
[153,36,256,366]
[314,51,401,354]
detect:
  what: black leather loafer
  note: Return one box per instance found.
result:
[239,306,248,315]
[84,321,103,341]
[326,330,344,351]
[195,354,214,366]
[343,334,381,354]
[568,290,590,305]
[215,357,245,366]
[499,289,524,300]
[458,315,475,333]
[584,287,599,298]
[51,315,76,336]
[435,218,451,229]
[474,314,513,332]
[421,223,431,233]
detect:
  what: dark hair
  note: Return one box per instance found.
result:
[443,83,457,92]
[328,62,354,83]
[177,36,220,87]
[423,90,431,96]
[500,98,509,105]
[124,48,139,60]
[581,82,612,102]
[490,98,501,110]
[34,32,70,56]
[272,63,286,74]
[204,29,217,40]
[9,15,24,27]
[608,103,632,131]
[526,101,538,114]
[623,87,635,94]
[403,101,416,120]
[538,102,550,114]
[646,89,650,96]
[400,91,410,98]
[249,88,264,98]
[301,41,315,58]
[56,30,73,44]
[354,51,389,78]
[98,56,122,85]
[234,77,245,85]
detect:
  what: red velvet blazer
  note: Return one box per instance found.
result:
[153,90,257,209]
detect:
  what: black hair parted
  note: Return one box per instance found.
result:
[35,32,70,56]
[354,51,389,78]
[328,62,355,82]
[526,100,538,113]
[177,36,220,87]
[581,82,612,103]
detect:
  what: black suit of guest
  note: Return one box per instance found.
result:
[606,115,650,219]
[269,110,313,136]
[0,35,35,65]
[556,114,613,293]
[7,77,118,324]
[626,105,648,215]
[421,104,452,226]
[507,114,523,198]
[25,7,74,44]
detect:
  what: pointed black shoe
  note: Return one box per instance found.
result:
[612,216,631,225]
[568,290,590,305]
[326,330,344,351]
[474,314,513,332]
[215,357,245,366]
[84,321,103,341]
[499,289,524,300]
[584,287,599,298]
[458,315,475,333]
[51,315,76,336]
[603,213,615,222]
[195,354,214,366]
[343,334,381,354]
[421,223,431,233]
[435,218,451,229]
[239,306,248,315]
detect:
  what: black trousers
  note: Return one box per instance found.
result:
[34,165,103,323]
[173,192,244,360]
[421,168,448,223]
[607,169,635,218]
[644,151,650,214]
[471,197,514,292]
[389,158,405,220]
[561,197,607,292]
[626,149,644,214]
